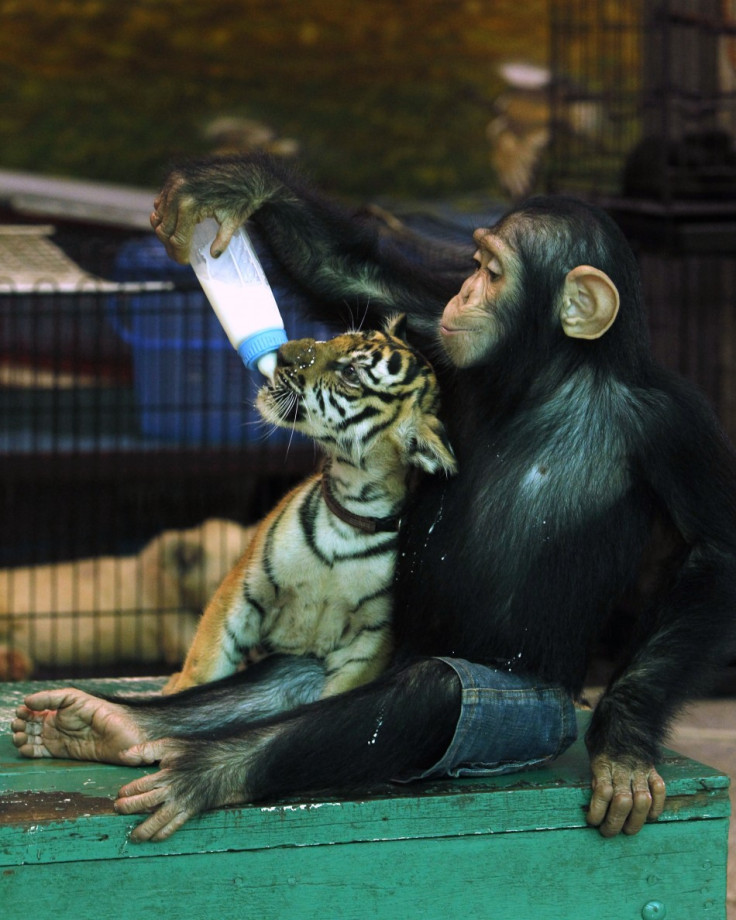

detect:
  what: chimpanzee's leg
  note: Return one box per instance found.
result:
[115,658,460,841]
[118,655,326,736]
[12,656,325,762]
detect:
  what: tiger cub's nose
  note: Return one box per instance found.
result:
[277,338,318,369]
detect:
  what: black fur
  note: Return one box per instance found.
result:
[132,156,736,807]
[107,655,326,736]
[134,659,459,812]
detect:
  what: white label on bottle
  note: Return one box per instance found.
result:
[198,279,284,348]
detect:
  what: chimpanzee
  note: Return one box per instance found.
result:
[12,154,736,844]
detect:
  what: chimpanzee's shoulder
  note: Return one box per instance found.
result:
[626,363,736,475]
[632,364,721,427]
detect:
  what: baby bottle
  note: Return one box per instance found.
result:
[190,218,287,380]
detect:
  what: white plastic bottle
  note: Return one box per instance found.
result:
[189,218,287,379]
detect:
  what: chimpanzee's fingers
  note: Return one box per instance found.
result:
[210,214,243,258]
[587,755,665,837]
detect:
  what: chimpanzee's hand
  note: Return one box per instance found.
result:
[150,170,244,265]
[586,754,666,836]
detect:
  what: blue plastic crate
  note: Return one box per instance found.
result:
[110,236,332,446]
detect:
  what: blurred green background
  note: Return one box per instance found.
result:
[0,0,548,202]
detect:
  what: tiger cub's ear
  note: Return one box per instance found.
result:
[384,313,408,341]
[408,416,458,477]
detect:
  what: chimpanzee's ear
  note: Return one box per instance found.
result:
[560,266,620,340]
[385,313,408,341]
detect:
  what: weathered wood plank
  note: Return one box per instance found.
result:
[0,765,730,869]
[0,679,731,867]
[1,820,728,920]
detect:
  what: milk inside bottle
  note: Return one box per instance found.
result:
[190,218,287,379]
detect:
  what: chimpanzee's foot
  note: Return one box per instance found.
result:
[115,766,198,841]
[11,688,146,764]
[115,738,247,841]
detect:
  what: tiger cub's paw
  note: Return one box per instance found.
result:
[162,672,193,695]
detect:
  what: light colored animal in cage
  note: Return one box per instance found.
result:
[0,518,255,680]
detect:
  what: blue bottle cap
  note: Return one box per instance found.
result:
[237,327,288,370]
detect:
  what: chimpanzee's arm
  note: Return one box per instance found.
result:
[151,153,463,339]
[585,379,736,836]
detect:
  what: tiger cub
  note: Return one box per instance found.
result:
[164,315,457,697]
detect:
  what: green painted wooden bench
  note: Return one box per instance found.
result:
[0,679,730,920]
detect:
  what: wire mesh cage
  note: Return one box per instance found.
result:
[549,0,736,204]
[0,222,323,680]
[548,0,736,444]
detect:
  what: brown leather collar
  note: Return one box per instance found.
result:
[320,473,401,534]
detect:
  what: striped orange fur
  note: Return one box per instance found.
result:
[164,315,456,697]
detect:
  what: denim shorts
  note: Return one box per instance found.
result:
[403,656,578,782]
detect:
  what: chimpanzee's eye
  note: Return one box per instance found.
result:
[486,256,503,281]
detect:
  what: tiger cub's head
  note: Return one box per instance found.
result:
[257,315,457,476]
